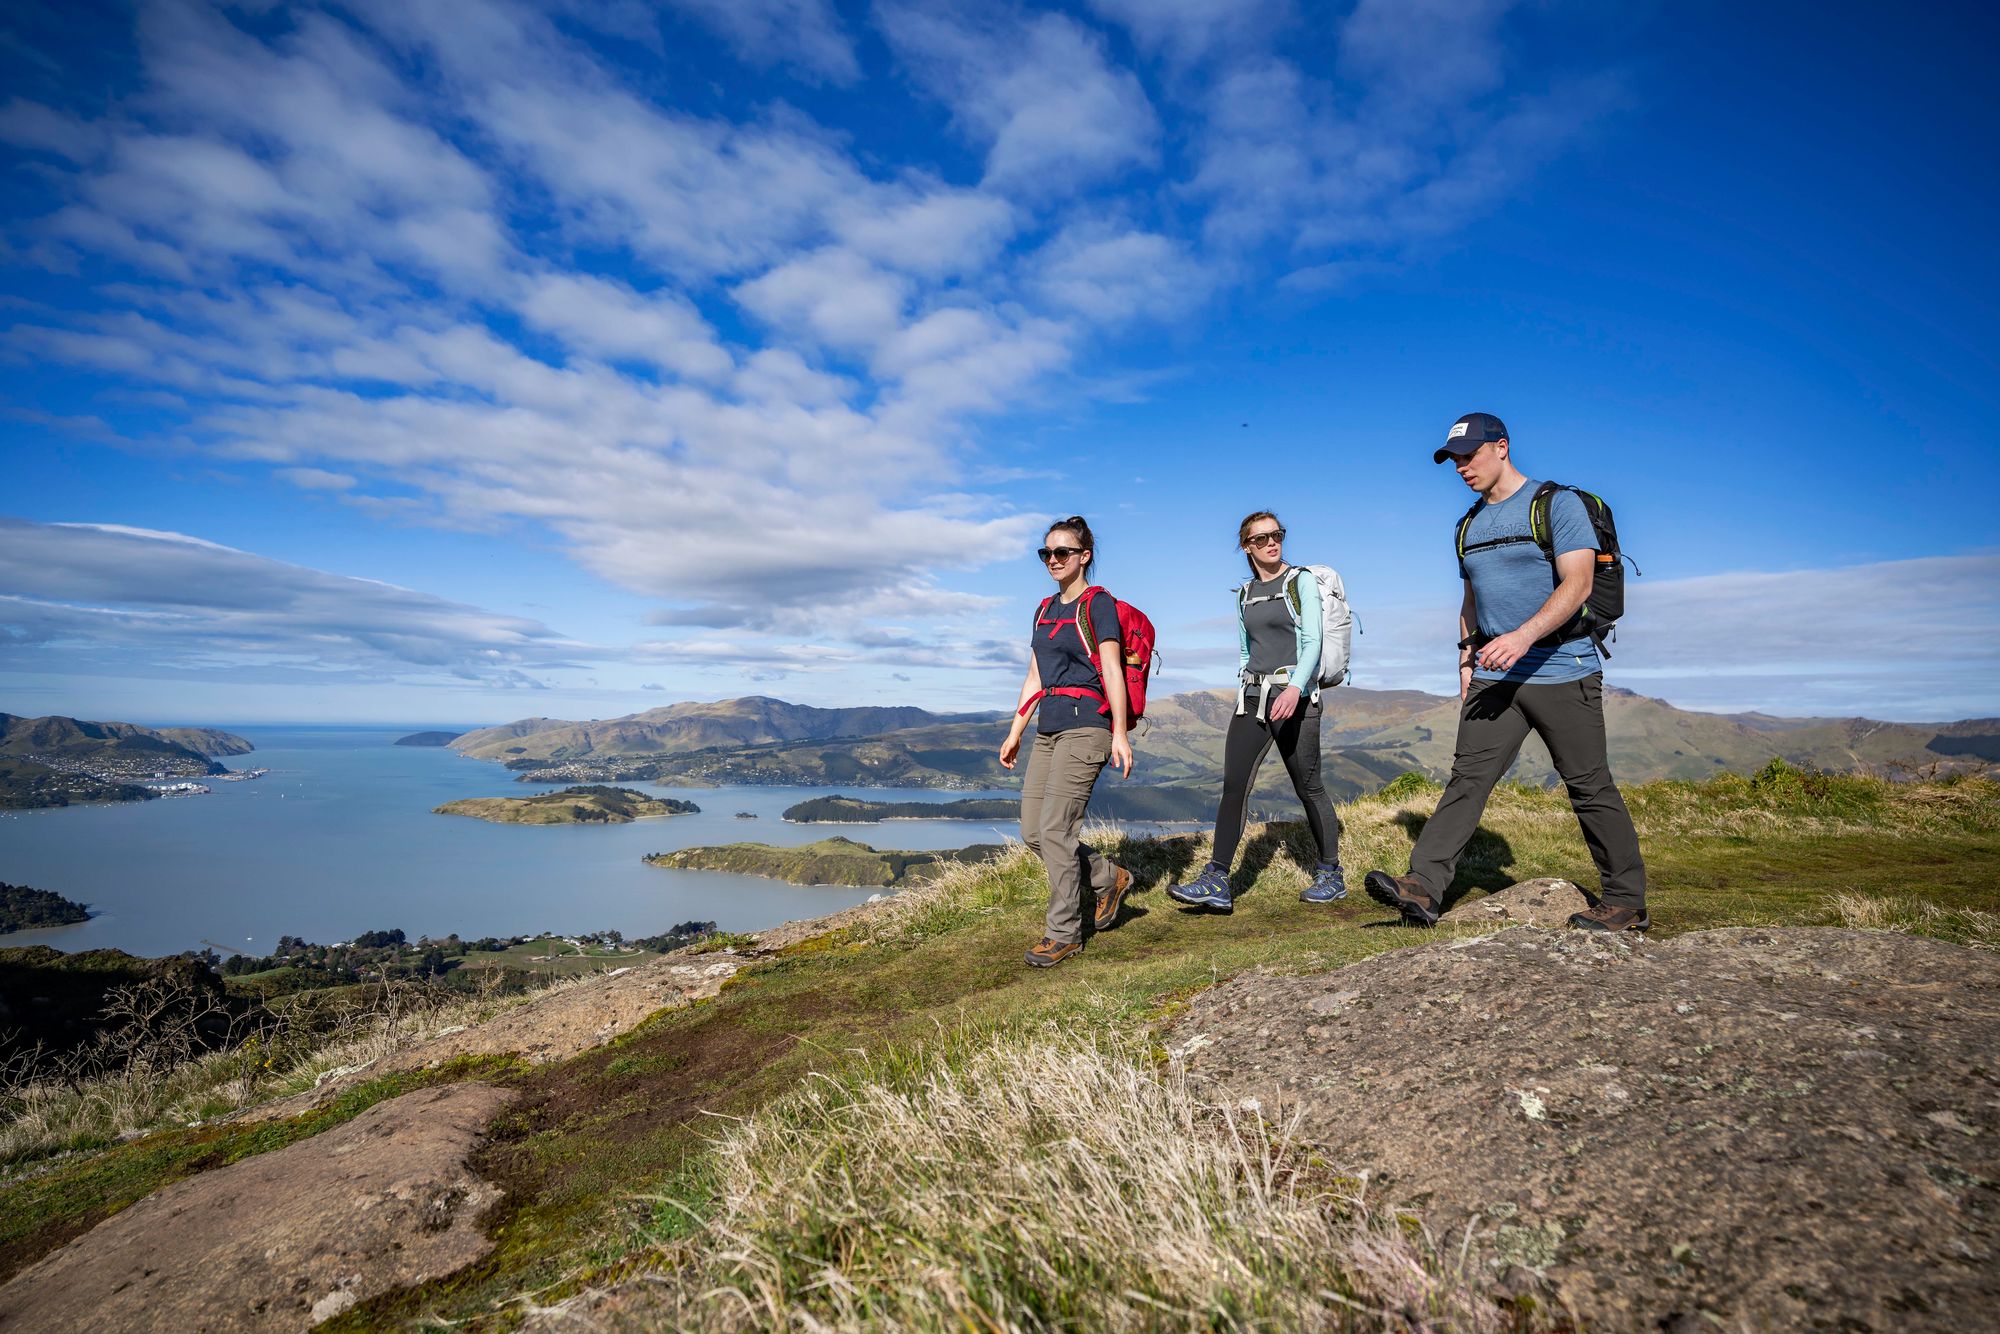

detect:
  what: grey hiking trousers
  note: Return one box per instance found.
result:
[1406,673,1647,910]
[1020,728,1120,944]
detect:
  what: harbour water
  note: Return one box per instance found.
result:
[0,726,1075,958]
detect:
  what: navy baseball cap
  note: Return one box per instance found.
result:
[1435,412,1507,463]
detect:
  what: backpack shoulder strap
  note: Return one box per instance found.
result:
[1454,499,1485,563]
[1282,566,1306,617]
[1527,481,1564,556]
[1076,585,1105,649]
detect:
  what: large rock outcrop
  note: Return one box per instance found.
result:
[1170,926,1999,1331]
[0,1082,516,1332]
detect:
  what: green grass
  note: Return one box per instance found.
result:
[11,771,1995,1328]
[450,937,659,975]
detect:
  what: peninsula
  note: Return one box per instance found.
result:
[434,785,700,825]
[0,881,89,932]
[395,731,464,747]
[646,836,1004,888]
[0,713,253,809]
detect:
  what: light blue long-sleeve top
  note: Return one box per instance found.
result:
[1235,565,1323,701]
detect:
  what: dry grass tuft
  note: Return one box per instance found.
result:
[635,1023,1521,1332]
[0,974,580,1164]
[1826,891,2000,952]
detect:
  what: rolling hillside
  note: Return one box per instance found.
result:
[450,691,2000,806]
[450,696,1001,763]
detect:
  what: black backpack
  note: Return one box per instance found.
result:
[1455,483,1638,655]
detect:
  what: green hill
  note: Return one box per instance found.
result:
[450,697,1002,764]
[0,882,89,932]
[646,837,1006,887]
[782,795,1021,822]
[434,786,700,825]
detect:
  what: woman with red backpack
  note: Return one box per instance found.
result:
[999,515,1134,968]
[1167,510,1346,914]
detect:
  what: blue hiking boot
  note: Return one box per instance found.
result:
[1167,862,1233,913]
[1300,861,1347,903]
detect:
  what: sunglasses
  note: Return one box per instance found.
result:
[1037,545,1086,564]
[1243,528,1286,548]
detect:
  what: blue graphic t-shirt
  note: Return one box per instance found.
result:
[1460,481,1602,685]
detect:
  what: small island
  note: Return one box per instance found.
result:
[395,731,465,747]
[782,794,1021,823]
[647,836,1004,888]
[435,785,701,825]
[0,881,89,933]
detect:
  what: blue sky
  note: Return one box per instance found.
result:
[2,0,1996,726]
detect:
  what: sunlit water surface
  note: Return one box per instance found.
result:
[0,726,1144,957]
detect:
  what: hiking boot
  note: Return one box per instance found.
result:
[1025,937,1083,968]
[1166,862,1233,913]
[1300,861,1347,903]
[1568,903,1651,934]
[1093,865,1134,931]
[1362,871,1440,927]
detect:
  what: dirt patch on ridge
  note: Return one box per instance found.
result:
[0,1082,517,1332]
[1170,926,2000,1330]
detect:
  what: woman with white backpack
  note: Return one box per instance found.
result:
[1167,510,1349,913]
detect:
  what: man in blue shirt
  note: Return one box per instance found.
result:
[1364,413,1650,932]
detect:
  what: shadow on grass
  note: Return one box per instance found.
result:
[1390,811,1517,908]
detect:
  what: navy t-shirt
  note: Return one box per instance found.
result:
[1460,480,1602,684]
[1032,589,1121,734]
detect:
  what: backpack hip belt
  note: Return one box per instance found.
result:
[1236,667,1302,722]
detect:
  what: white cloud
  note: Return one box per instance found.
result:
[1084,0,1286,67]
[3,0,1631,695]
[0,517,580,685]
[518,273,733,380]
[660,0,861,84]
[879,5,1159,193]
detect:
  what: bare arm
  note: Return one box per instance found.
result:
[998,657,1043,769]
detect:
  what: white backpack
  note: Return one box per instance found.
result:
[1241,565,1354,688]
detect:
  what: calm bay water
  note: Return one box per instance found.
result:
[0,726,1046,958]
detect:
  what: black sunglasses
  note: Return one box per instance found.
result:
[1037,545,1085,564]
[1244,528,1286,548]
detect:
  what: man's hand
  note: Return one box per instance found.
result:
[1109,733,1133,778]
[999,729,1023,770]
[1459,661,1475,700]
[1475,628,1536,674]
[1267,685,1301,722]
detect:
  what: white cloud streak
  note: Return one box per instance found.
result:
[0,517,581,686]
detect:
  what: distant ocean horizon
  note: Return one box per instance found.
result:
[0,726,1057,958]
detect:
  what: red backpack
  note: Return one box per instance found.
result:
[1019,586,1158,725]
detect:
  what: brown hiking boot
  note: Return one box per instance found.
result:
[1025,937,1083,968]
[1362,871,1440,927]
[1093,866,1133,931]
[1569,903,1652,933]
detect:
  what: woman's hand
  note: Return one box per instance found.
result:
[999,728,1023,770]
[1268,685,1301,722]
[1109,732,1133,778]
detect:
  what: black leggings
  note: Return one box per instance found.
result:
[1210,701,1341,868]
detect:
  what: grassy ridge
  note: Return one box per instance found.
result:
[315,767,2000,1329]
[6,768,1994,1327]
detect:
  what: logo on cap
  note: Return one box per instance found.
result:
[1447,422,1469,439]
